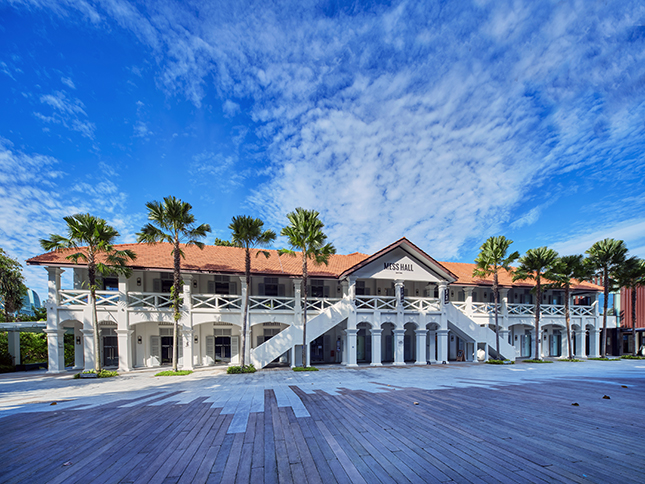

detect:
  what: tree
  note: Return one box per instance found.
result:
[586,239,628,357]
[280,208,335,368]
[137,196,211,372]
[214,238,235,247]
[229,216,276,368]
[41,214,136,371]
[472,236,519,360]
[513,247,558,360]
[0,248,27,322]
[544,255,593,359]
[614,257,645,356]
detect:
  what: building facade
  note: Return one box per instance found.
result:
[27,238,609,373]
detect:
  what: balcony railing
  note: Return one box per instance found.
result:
[192,294,242,310]
[355,296,397,311]
[472,302,501,315]
[306,297,341,312]
[128,292,173,309]
[403,297,441,312]
[248,296,295,311]
[59,290,120,307]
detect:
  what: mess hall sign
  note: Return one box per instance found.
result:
[383,262,414,272]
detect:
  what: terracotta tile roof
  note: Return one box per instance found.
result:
[27,243,603,291]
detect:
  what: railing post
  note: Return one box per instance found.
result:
[464,287,474,318]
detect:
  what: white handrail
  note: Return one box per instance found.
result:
[306,297,341,312]
[355,296,397,311]
[249,296,295,311]
[128,292,173,309]
[192,294,242,310]
[403,297,441,312]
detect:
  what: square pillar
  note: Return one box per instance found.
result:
[181,329,194,370]
[427,330,437,362]
[589,329,601,358]
[7,331,20,366]
[437,329,449,364]
[74,325,84,369]
[82,329,95,371]
[45,329,65,373]
[415,329,427,365]
[370,329,382,366]
[116,329,133,372]
[345,329,358,367]
[464,287,474,317]
[46,267,63,306]
[393,329,405,365]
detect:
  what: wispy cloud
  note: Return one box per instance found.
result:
[61,76,75,89]
[551,219,645,258]
[34,90,95,138]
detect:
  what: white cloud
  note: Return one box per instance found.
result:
[222,99,240,117]
[133,121,152,138]
[61,76,75,89]
[551,219,645,258]
[35,91,96,138]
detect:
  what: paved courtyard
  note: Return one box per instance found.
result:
[1,360,644,483]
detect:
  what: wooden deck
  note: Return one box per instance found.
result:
[1,376,644,483]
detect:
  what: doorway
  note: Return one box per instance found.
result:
[310,336,325,362]
[102,335,119,367]
[161,336,173,364]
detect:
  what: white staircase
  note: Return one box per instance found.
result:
[445,303,516,361]
[250,299,352,369]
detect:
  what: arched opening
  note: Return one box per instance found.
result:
[381,322,395,363]
[356,322,372,363]
[404,322,417,362]
[426,322,439,362]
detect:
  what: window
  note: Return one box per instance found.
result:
[355,280,370,296]
[309,279,328,298]
[102,277,118,291]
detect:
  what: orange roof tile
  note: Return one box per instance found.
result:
[26,243,603,291]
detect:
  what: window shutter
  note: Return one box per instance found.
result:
[278,284,285,297]
[306,286,311,296]
[207,280,215,294]
[229,281,237,295]
[150,336,160,366]
[324,286,330,298]
[364,288,371,296]
[153,279,161,293]
[257,336,264,347]
[258,283,265,296]
[206,336,214,360]
[231,336,239,362]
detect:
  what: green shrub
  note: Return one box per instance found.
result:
[484,359,513,365]
[588,357,621,361]
[621,355,645,360]
[558,358,583,362]
[293,366,319,371]
[74,369,119,379]
[522,359,553,363]
[227,365,256,374]
[155,370,193,376]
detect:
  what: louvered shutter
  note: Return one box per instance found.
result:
[231,336,239,363]
[258,283,265,296]
[229,281,237,295]
[153,279,161,293]
[206,335,214,362]
[257,336,264,347]
[278,284,285,297]
[207,280,215,294]
[150,336,160,366]
[324,286,330,298]
[365,288,370,296]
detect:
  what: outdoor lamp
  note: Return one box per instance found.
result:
[194,336,199,344]
[76,336,81,345]
[193,279,198,288]
[137,336,142,344]
[136,277,142,286]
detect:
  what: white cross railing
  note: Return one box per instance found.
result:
[96,291,119,307]
[507,303,535,315]
[571,305,594,316]
[128,292,173,310]
[192,294,242,310]
[403,297,441,312]
[541,305,565,316]
[306,297,341,312]
[59,290,120,307]
[471,302,501,315]
[249,296,295,311]
[355,296,397,311]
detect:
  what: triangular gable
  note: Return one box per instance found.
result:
[339,238,457,283]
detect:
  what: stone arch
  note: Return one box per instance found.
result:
[380,321,395,363]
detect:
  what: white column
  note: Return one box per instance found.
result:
[499,288,509,331]
[590,329,601,358]
[46,267,63,306]
[415,329,427,365]
[117,329,133,372]
[82,328,95,371]
[74,324,84,369]
[341,279,349,299]
[393,329,405,365]
[464,287,474,317]
[438,281,449,305]
[370,329,382,366]
[427,330,437,362]
[575,330,586,358]
[7,331,20,366]
[394,281,404,310]
[345,329,358,367]
[437,329,449,363]
[238,276,251,365]
[290,346,296,368]
[348,277,357,301]
[45,329,65,373]
[181,329,194,370]
[340,331,347,365]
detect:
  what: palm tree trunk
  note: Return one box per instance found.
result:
[565,285,572,359]
[535,276,541,360]
[302,254,308,368]
[88,255,101,372]
[493,272,500,359]
[602,270,609,357]
[241,247,251,368]
[632,287,637,356]
[173,239,181,372]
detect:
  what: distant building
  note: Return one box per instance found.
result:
[21,289,42,316]
[619,286,645,355]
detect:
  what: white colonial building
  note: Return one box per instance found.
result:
[27,238,608,373]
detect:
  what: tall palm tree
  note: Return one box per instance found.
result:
[137,196,211,372]
[279,208,335,368]
[229,215,276,368]
[544,255,593,359]
[472,236,519,360]
[513,247,558,360]
[41,214,136,371]
[586,239,628,357]
[615,257,645,356]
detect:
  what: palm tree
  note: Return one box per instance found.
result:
[586,239,628,357]
[0,248,27,323]
[279,208,336,368]
[472,236,519,360]
[513,247,558,360]
[41,214,136,371]
[137,196,211,372]
[229,215,276,368]
[615,257,645,356]
[544,255,593,359]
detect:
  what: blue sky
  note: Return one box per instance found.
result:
[1,0,644,299]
